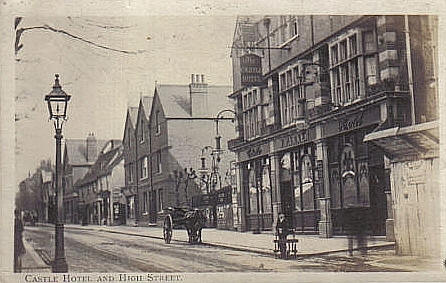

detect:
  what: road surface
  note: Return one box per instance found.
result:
[23,225,409,272]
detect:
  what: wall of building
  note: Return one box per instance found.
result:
[389,157,440,256]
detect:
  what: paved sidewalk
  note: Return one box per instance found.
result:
[57,223,394,257]
[20,237,52,273]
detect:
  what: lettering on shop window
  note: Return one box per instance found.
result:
[338,111,364,132]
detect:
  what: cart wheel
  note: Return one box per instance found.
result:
[163,215,173,244]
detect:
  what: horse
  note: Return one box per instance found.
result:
[184,209,207,244]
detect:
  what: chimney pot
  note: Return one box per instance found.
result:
[201,74,205,83]
[196,74,200,83]
[191,74,194,84]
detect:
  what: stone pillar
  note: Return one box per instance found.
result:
[316,136,333,237]
[384,190,395,241]
[270,151,282,230]
[318,197,332,238]
[235,162,247,232]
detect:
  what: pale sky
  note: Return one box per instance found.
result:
[15,16,236,187]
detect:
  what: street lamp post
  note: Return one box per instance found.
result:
[44,74,70,273]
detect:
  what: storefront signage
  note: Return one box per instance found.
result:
[275,129,312,151]
[240,54,262,86]
[323,105,382,138]
[239,141,270,163]
[338,111,364,132]
[246,146,262,158]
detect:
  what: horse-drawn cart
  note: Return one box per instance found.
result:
[162,207,206,244]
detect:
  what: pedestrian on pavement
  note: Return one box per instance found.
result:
[275,213,290,259]
[343,205,369,256]
[14,209,26,272]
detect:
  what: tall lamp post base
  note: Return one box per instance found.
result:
[52,223,68,273]
[52,259,68,273]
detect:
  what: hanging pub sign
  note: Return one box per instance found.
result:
[240,53,263,86]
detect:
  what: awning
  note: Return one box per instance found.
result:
[363,120,439,159]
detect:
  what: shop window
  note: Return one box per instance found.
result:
[248,168,257,214]
[329,167,341,209]
[291,152,302,211]
[341,144,357,207]
[261,166,272,213]
[301,155,315,210]
[357,161,370,206]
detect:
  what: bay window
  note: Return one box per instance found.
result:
[330,29,378,106]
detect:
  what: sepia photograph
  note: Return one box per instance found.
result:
[2,1,445,282]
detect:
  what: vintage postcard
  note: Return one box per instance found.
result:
[1,0,445,282]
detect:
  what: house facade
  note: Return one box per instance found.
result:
[62,133,107,224]
[228,15,435,237]
[76,140,125,226]
[123,75,235,227]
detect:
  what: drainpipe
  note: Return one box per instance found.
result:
[404,15,416,125]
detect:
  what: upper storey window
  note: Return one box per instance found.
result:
[329,29,378,106]
[242,87,265,140]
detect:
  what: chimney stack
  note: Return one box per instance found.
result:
[189,74,208,117]
[86,132,98,162]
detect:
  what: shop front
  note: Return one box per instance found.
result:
[238,140,273,232]
[320,104,388,236]
[272,127,319,233]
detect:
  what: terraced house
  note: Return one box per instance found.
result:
[122,75,235,227]
[228,15,438,241]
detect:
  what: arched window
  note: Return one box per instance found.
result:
[248,167,257,214]
[301,155,315,210]
[341,144,357,206]
[261,165,271,213]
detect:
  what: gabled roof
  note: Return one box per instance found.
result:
[128,107,139,129]
[156,84,233,118]
[75,144,123,187]
[141,96,153,120]
[156,84,191,118]
[64,139,107,166]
